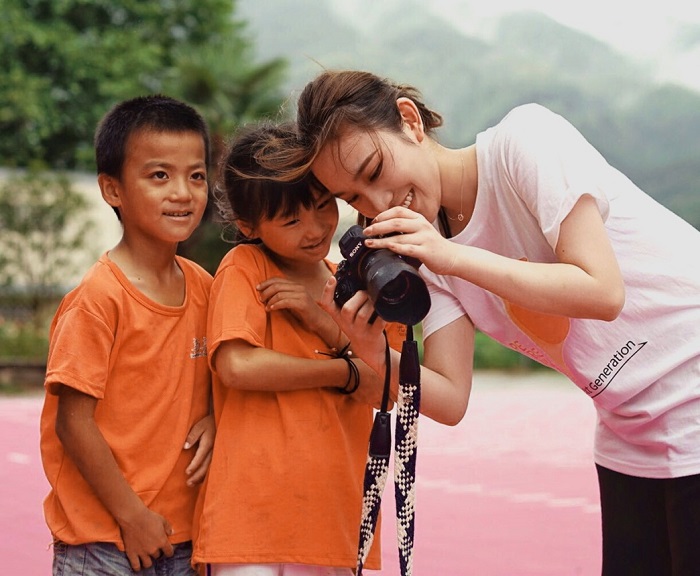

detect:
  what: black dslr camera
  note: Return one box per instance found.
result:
[333,225,431,325]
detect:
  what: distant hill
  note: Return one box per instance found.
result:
[238,0,700,228]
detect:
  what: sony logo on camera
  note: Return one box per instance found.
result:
[348,240,363,259]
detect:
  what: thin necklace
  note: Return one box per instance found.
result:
[446,151,465,222]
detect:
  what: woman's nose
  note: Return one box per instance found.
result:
[365,188,394,217]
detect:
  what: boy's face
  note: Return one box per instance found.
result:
[101,129,208,245]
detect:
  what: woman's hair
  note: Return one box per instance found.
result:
[216,121,317,244]
[261,70,444,182]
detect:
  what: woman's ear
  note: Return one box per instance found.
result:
[396,97,425,143]
[98,174,122,209]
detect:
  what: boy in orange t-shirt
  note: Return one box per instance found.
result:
[40,95,214,575]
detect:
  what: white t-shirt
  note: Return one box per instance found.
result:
[422,103,700,478]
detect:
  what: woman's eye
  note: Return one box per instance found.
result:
[153,171,168,180]
[192,171,207,181]
[369,160,382,182]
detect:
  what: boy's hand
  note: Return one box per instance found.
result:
[120,507,174,571]
[184,414,215,486]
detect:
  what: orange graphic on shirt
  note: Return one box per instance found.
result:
[505,300,572,376]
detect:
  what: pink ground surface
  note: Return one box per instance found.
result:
[1,371,601,575]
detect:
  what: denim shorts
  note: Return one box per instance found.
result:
[52,540,198,576]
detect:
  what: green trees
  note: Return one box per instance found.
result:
[0,1,288,366]
[0,169,92,371]
[0,0,288,275]
[0,0,286,170]
[0,170,94,309]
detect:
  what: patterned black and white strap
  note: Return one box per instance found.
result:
[356,328,421,576]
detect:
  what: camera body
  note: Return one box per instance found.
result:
[333,225,431,325]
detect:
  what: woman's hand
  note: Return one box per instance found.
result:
[362,207,460,275]
[319,276,388,375]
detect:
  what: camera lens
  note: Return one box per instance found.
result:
[364,251,431,325]
[377,274,411,304]
[333,224,431,325]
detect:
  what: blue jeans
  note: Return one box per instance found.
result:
[52,540,197,576]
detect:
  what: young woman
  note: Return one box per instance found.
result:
[191,122,404,576]
[269,70,700,575]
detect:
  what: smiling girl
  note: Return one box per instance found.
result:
[191,123,404,576]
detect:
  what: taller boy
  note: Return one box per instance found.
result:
[40,95,214,575]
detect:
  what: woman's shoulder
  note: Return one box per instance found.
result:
[485,104,559,141]
[495,104,581,143]
[479,103,586,165]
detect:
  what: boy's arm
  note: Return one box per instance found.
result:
[55,386,174,571]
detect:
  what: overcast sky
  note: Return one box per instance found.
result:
[425,0,700,90]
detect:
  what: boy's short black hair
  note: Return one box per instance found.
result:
[94,94,211,179]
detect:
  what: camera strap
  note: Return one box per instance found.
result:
[356,326,421,576]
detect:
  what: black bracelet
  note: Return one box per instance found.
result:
[338,355,360,395]
[336,341,352,358]
[314,342,359,394]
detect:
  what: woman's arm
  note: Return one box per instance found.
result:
[364,195,625,321]
[319,277,475,425]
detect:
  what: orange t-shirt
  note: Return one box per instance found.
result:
[192,244,405,569]
[40,254,212,547]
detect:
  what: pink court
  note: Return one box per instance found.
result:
[1,370,600,575]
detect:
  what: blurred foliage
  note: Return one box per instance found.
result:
[0,0,289,275]
[0,170,82,365]
[0,0,287,169]
[0,316,50,359]
[473,331,545,371]
[0,170,94,319]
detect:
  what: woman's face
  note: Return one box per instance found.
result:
[311,124,442,222]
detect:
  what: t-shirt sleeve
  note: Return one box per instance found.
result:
[44,297,116,399]
[494,104,611,250]
[207,247,269,370]
[420,266,467,340]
